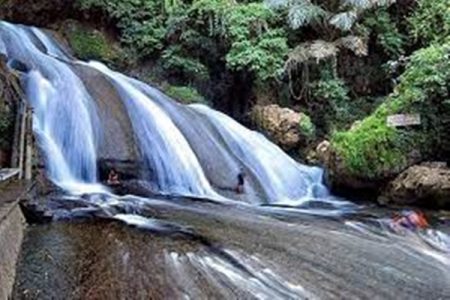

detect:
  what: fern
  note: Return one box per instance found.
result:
[329,10,358,31]
[341,0,372,9]
[265,0,291,9]
[337,35,368,56]
[342,0,396,10]
[288,1,327,29]
[287,40,339,66]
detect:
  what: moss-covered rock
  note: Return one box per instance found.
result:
[324,42,450,193]
[163,85,207,105]
[62,21,120,64]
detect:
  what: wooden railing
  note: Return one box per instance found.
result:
[10,98,33,180]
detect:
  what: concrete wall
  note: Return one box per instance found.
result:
[0,202,25,300]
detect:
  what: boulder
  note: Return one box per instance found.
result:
[250,104,314,151]
[315,140,384,198]
[380,163,450,208]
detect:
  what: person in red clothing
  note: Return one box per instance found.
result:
[391,210,429,231]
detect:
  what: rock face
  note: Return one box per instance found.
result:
[381,163,450,208]
[73,64,141,181]
[0,0,75,26]
[316,135,423,200]
[250,104,312,151]
[0,56,21,168]
[315,139,392,200]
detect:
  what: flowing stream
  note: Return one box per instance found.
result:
[1,21,449,299]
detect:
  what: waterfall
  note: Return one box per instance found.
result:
[0,22,104,193]
[0,21,330,204]
[86,62,220,198]
[190,104,326,204]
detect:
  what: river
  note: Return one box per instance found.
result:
[13,194,450,299]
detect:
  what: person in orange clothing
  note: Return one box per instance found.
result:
[392,210,429,231]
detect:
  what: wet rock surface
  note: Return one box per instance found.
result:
[381,163,450,208]
[12,197,450,299]
[73,65,141,180]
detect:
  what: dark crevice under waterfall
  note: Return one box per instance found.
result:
[1,22,450,299]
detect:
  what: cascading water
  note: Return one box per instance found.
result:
[190,104,327,204]
[87,62,220,198]
[0,21,332,204]
[0,22,105,193]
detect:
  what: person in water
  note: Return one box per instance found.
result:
[107,168,120,186]
[391,210,428,231]
[236,169,246,194]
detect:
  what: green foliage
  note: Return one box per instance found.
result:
[271,0,396,110]
[77,0,165,56]
[73,0,445,142]
[298,113,316,139]
[363,9,405,56]
[66,24,117,62]
[226,30,288,81]
[77,0,289,85]
[163,85,207,104]
[310,73,352,129]
[161,46,209,82]
[311,76,350,106]
[331,42,450,178]
[332,108,411,178]
[409,0,450,44]
[224,3,288,81]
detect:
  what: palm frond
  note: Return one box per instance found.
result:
[341,0,372,9]
[337,35,368,56]
[287,1,327,29]
[329,11,358,31]
[286,40,339,68]
[265,0,291,9]
[309,40,339,61]
[341,0,396,10]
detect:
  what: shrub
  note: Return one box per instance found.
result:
[409,0,450,45]
[224,3,289,82]
[65,23,118,62]
[331,42,450,178]
[298,113,315,139]
[161,46,209,82]
[362,9,405,57]
[76,0,165,57]
[163,85,207,104]
[310,74,352,130]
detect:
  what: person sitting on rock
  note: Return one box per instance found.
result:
[391,210,428,231]
[107,168,120,186]
[235,169,246,194]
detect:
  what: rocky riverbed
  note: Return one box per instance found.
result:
[12,195,450,299]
